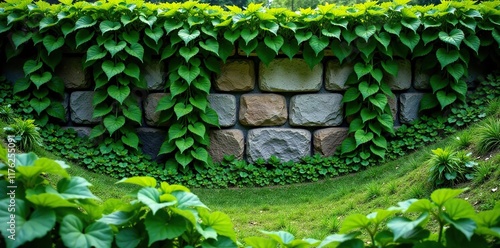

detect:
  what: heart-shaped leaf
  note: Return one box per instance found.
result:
[224,29,240,44]
[436,90,457,109]
[125,43,144,62]
[359,81,379,100]
[450,80,468,98]
[178,29,200,45]
[330,40,352,64]
[23,59,43,75]
[123,104,142,125]
[369,93,388,111]
[101,60,125,80]
[55,177,99,200]
[354,63,372,79]
[75,29,94,49]
[170,80,189,98]
[174,103,194,119]
[354,129,374,147]
[241,28,258,45]
[122,30,139,44]
[436,48,459,69]
[30,98,51,115]
[122,132,139,150]
[60,215,113,248]
[145,211,186,246]
[74,16,97,31]
[259,21,279,35]
[30,71,52,88]
[308,35,329,56]
[103,115,126,135]
[12,30,32,49]
[199,38,219,55]
[439,29,464,49]
[361,108,377,123]
[280,39,300,59]
[322,26,341,40]
[178,65,200,85]
[264,35,284,55]
[86,45,107,62]
[99,20,121,34]
[388,213,429,241]
[189,95,207,112]
[168,123,187,142]
[139,15,157,28]
[188,122,206,139]
[175,137,194,153]
[446,63,465,82]
[145,26,164,44]
[355,24,376,42]
[107,85,130,104]
[295,30,312,45]
[239,39,258,56]
[104,40,127,57]
[43,35,64,55]
[463,34,480,54]
[176,151,193,168]
[400,31,420,52]
[179,46,199,62]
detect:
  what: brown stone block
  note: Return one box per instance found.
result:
[209,129,244,163]
[215,60,255,91]
[313,127,349,157]
[239,94,287,126]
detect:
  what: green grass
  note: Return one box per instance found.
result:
[1,115,499,242]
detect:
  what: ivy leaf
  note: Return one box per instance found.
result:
[123,104,142,125]
[446,63,465,83]
[358,81,379,100]
[124,63,140,81]
[74,16,97,31]
[122,30,140,44]
[244,237,278,248]
[374,32,391,51]
[308,35,329,56]
[145,26,164,44]
[23,59,43,75]
[56,177,99,200]
[240,28,258,45]
[377,114,394,133]
[280,39,300,59]
[174,103,194,119]
[439,29,464,49]
[381,60,399,77]
[224,29,240,44]
[170,80,189,98]
[400,31,420,52]
[178,29,200,45]
[296,31,313,46]
[342,88,361,103]
[430,75,447,93]
[354,129,374,146]
[322,26,341,40]
[139,15,157,29]
[436,48,459,69]
[175,151,193,168]
[43,35,64,56]
[191,147,209,163]
[107,85,130,105]
[99,20,121,34]
[175,137,194,153]
[169,123,187,142]
[188,122,206,139]
[384,22,402,36]
[239,39,258,56]
[178,65,200,85]
[259,21,279,35]
[354,63,372,79]
[89,125,107,139]
[302,43,323,70]
[369,93,388,111]
[93,103,113,118]
[138,187,177,215]
[163,19,183,34]
[125,43,145,62]
[30,72,52,89]
[145,211,186,246]
[450,80,467,98]
[103,115,126,136]
[199,38,219,56]
[419,93,439,112]
[101,60,125,80]
[86,45,107,62]
[75,29,94,49]
[47,101,66,121]
[387,213,429,240]
[122,132,139,150]
[104,40,127,58]
[463,34,480,54]
[12,31,32,49]
[355,24,376,42]
[179,46,199,62]
[401,18,421,33]
[330,40,352,64]
[60,215,113,248]
[340,137,357,155]
[256,42,276,66]
[200,108,219,127]
[264,35,284,55]
[340,214,370,233]
[436,90,457,109]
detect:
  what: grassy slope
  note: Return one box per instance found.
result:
[1,117,499,242]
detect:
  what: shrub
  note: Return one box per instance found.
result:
[2,118,42,151]
[427,147,476,187]
[477,118,500,155]
[0,105,14,123]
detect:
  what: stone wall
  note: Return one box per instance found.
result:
[1,55,485,164]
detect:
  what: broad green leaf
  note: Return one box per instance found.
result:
[375,32,391,50]
[104,40,127,58]
[218,39,233,63]
[431,188,466,206]
[179,46,199,62]
[241,28,259,44]
[120,14,138,27]
[302,43,323,70]
[463,34,480,54]
[60,215,113,248]
[189,95,207,111]
[361,108,377,123]
[139,15,157,29]
[369,93,388,111]
[138,187,176,214]
[30,72,52,89]
[342,88,361,103]
[354,129,374,146]
[401,18,421,32]
[295,30,312,45]
[340,214,370,233]
[26,193,76,208]
[122,132,139,150]
[172,190,207,209]
[23,59,43,75]
[122,30,139,44]
[86,45,107,62]
[123,104,142,125]
[164,19,182,34]
[244,237,278,248]
[355,24,376,42]
[419,93,439,112]
[422,29,439,45]
[125,43,144,62]
[200,108,220,127]
[200,209,236,242]
[156,95,176,112]
[175,137,194,153]
[224,29,240,44]
[168,123,187,142]
[308,35,329,56]
[407,199,435,213]
[103,115,125,135]
[145,27,164,44]
[348,118,364,134]
[178,29,200,45]
[30,97,51,115]
[439,29,464,49]
[280,39,300,59]
[436,90,457,109]
[341,137,357,154]
[436,48,459,69]
[117,176,157,187]
[101,60,125,80]
[354,63,372,79]
[107,85,130,105]
[384,22,402,36]
[400,31,420,52]
[260,230,295,245]
[93,103,113,118]
[357,39,376,58]
[145,211,186,246]
[264,35,284,55]
[387,213,429,240]
[124,63,140,81]
[75,29,94,49]
[99,20,121,34]
[318,232,361,248]
[178,65,200,85]
[12,78,30,95]
[372,135,387,149]
[342,29,357,45]
[74,16,96,31]
[188,122,206,139]
[331,40,352,64]
[193,76,211,95]
[43,35,64,56]
[259,21,279,35]
[430,75,448,93]
[191,147,209,163]
[55,177,99,200]
[377,114,394,133]
[175,151,193,168]
[170,80,189,98]
[256,42,276,66]
[199,38,219,55]
[450,80,467,98]
[98,211,136,226]
[174,103,194,119]
[446,63,465,83]
[239,39,258,56]
[47,101,66,121]
[159,141,176,155]
[12,31,32,49]
[443,215,477,241]
[381,60,398,77]
[322,26,341,40]
[89,125,106,139]
[358,81,379,100]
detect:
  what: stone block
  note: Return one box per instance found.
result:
[209,129,244,163]
[388,60,412,90]
[325,60,354,91]
[137,127,167,161]
[143,93,168,126]
[56,57,90,89]
[259,58,322,92]
[239,94,287,126]
[388,95,398,120]
[247,128,311,163]
[62,127,92,137]
[313,127,349,157]
[413,60,430,90]
[399,93,424,124]
[70,91,101,124]
[208,94,237,127]
[143,60,166,90]
[215,59,255,91]
[289,94,343,126]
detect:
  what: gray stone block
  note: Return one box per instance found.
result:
[208,94,237,127]
[137,127,167,161]
[56,57,90,89]
[413,60,430,90]
[259,58,322,92]
[388,60,412,90]
[325,60,354,91]
[247,128,311,163]
[209,129,244,163]
[70,91,101,124]
[399,93,424,124]
[143,60,166,90]
[289,94,343,126]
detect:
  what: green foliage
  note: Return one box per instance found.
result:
[0,104,14,123]
[476,118,500,155]
[246,188,500,247]
[3,118,42,151]
[0,151,238,248]
[427,147,476,187]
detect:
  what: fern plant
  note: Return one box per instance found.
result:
[3,118,42,151]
